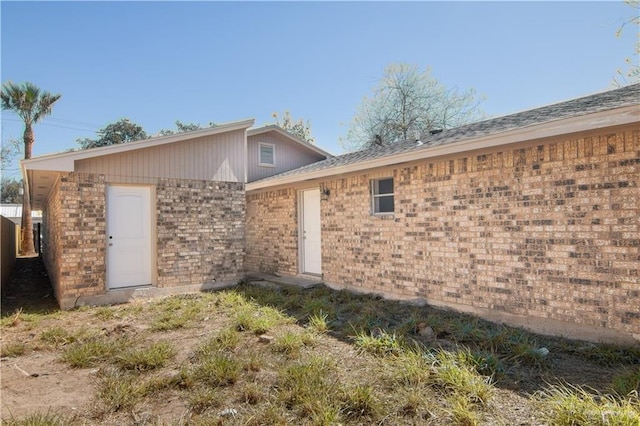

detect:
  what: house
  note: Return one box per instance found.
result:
[244,83,640,345]
[22,84,639,344]
[21,120,330,308]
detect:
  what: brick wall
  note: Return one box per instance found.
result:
[245,188,298,275]
[42,174,245,307]
[247,126,639,342]
[42,173,107,302]
[156,179,245,286]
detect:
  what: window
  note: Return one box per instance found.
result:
[258,142,275,167]
[371,178,394,214]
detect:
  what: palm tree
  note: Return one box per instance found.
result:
[1,82,61,255]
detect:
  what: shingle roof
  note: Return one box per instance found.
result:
[253,83,640,183]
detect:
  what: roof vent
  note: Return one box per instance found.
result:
[414,130,422,145]
[430,129,443,135]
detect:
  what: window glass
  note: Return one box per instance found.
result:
[259,143,274,166]
[375,178,393,195]
[372,178,394,214]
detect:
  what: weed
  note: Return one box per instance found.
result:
[233,304,293,334]
[354,329,405,356]
[302,298,335,318]
[143,372,183,394]
[340,384,381,420]
[306,311,330,334]
[430,349,493,406]
[214,327,240,351]
[1,342,27,357]
[395,313,421,336]
[150,312,189,331]
[383,347,432,386]
[149,295,203,331]
[0,308,57,329]
[448,393,481,426]
[1,308,23,328]
[568,343,640,367]
[3,409,71,426]
[612,367,640,396]
[240,382,264,405]
[469,350,505,378]
[61,337,128,368]
[115,341,176,372]
[95,368,145,412]
[93,307,115,320]
[537,383,640,425]
[187,387,221,414]
[245,405,288,426]
[190,353,241,387]
[193,328,239,360]
[397,387,434,418]
[273,330,316,357]
[39,326,77,347]
[215,290,249,310]
[243,353,264,372]
[310,405,342,426]
[277,355,337,411]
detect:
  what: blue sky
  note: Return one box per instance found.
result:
[1,1,637,177]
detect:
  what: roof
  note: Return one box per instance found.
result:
[248,125,333,158]
[22,118,256,173]
[247,83,640,191]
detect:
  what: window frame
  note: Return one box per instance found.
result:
[371,177,394,215]
[258,142,276,167]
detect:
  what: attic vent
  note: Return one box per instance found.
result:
[430,129,443,135]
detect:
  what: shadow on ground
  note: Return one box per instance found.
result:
[233,280,639,396]
[1,256,58,317]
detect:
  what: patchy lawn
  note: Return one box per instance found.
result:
[1,281,639,425]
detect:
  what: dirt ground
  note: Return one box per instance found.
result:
[1,257,638,425]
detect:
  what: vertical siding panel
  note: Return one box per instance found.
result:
[246,132,325,182]
[76,129,248,183]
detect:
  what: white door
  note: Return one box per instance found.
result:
[301,189,322,275]
[107,185,152,289]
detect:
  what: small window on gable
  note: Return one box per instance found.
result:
[371,177,394,214]
[258,142,275,167]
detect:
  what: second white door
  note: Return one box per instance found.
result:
[301,189,322,275]
[107,185,152,289]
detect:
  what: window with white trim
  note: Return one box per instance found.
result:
[258,142,275,167]
[371,177,394,214]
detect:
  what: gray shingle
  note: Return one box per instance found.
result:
[254,83,639,183]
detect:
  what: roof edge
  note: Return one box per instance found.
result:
[23,118,256,170]
[246,105,639,192]
[248,125,334,158]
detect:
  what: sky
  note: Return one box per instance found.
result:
[1,1,638,178]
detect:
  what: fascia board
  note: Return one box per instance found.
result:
[22,118,256,172]
[246,106,639,192]
[248,125,333,158]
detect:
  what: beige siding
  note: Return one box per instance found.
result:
[76,130,245,183]
[247,132,325,182]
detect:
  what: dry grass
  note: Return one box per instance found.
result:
[2,282,639,425]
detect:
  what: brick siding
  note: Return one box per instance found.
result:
[42,174,245,306]
[246,126,640,341]
[156,179,245,286]
[42,173,107,301]
[245,188,299,275]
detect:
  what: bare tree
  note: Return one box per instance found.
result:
[613,0,639,86]
[272,111,316,144]
[342,64,485,151]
